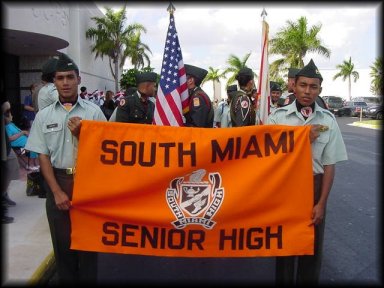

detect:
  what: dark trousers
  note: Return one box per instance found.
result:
[275,174,325,286]
[44,170,98,284]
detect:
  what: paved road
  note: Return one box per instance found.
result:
[320,117,381,285]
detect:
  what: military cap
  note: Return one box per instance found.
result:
[55,53,79,72]
[270,81,282,92]
[42,58,58,75]
[296,59,323,81]
[135,72,158,84]
[287,68,300,78]
[236,67,254,79]
[184,64,208,83]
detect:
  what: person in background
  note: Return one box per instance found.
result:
[2,100,20,218]
[267,59,348,286]
[101,90,116,120]
[25,52,106,284]
[113,72,157,124]
[213,85,237,128]
[230,67,256,127]
[38,57,59,111]
[184,64,214,127]
[4,101,39,170]
[23,83,37,128]
[269,81,282,114]
[79,86,87,99]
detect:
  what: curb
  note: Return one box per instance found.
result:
[27,250,56,285]
[351,122,381,130]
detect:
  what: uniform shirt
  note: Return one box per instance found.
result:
[184,87,214,128]
[114,91,155,124]
[38,83,59,111]
[266,100,348,174]
[214,100,232,128]
[230,89,256,127]
[25,97,106,169]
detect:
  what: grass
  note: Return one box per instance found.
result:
[353,119,382,129]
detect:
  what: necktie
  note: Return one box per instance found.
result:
[300,106,312,118]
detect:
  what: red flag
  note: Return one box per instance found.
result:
[256,19,270,125]
[153,13,188,126]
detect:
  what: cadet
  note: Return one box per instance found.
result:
[269,81,282,114]
[214,85,237,128]
[184,64,214,127]
[283,67,327,109]
[267,59,348,285]
[230,67,256,127]
[114,72,157,124]
[25,53,106,284]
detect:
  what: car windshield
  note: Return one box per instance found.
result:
[355,102,367,106]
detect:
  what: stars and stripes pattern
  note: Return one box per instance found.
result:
[153,13,188,126]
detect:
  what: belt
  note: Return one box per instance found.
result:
[53,167,75,175]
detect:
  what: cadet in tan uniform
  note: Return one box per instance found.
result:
[267,59,348,286]
[26,53,106,284]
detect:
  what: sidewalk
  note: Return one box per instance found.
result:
[2,165,53,286]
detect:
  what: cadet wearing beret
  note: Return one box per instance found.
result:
[283,67,327,109]
[267,59,348,286]
[269,81,282,114]
[230,67,256,127]
[26,52,106,284]
[113,71,157,124]
[184,64,214,127]
[37,57,59,112]
[214,84,237,128]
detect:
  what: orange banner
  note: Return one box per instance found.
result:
[71,121,314,257]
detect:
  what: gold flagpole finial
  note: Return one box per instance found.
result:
[167,2,176,14]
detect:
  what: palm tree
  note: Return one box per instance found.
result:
[201,67,227,102]
[269,16,331,80]
[224,52,255,86]
[85,6,148,92]
[333,57,359,101]
[124,31,152,70]
[369,57,383,96]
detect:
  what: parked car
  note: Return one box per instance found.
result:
[365,104,383,120]
[340,101,368,117]
[322,96,344,116]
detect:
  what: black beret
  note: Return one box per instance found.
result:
[236,67,254,78]
[56,53,79,72]
[270,81,281,92]
[135,72,158,84]
[288,68,300,78]
[80,86,87,92]
[296,59,323,81]
[227,85,237,93]
[42,58,58,75]
[184,64,208,83]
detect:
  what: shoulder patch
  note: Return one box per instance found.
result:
[119,98,126,107]
[193,97,200,107]
[241,100,249,109]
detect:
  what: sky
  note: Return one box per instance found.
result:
[98,1,382,99]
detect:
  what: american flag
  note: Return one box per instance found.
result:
[256,19,270,125]
[153,13,188,126]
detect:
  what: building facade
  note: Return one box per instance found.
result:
[2,2,117,125]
